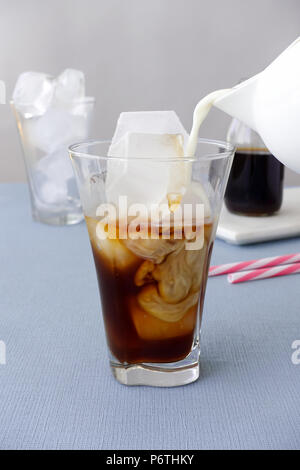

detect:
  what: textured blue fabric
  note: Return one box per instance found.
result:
[0,184,299,450]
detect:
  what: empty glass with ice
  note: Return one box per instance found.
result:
[11,69,94,225]
[69,112,234,386]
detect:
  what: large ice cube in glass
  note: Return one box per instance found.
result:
[106,110,212,220]
[106,111,189,207]
[109,111,189,151]
[106,132,186,207]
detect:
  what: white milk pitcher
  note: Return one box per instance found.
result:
[214,37,300,173]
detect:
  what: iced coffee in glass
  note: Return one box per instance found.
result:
[69,112,234,386]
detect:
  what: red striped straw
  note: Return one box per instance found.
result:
[209,253,300,277]
[228,262,300,284]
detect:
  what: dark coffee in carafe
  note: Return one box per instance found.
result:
[225,117,284,216]
[225,148,284,216]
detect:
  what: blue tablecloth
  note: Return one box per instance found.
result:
[0,184,299,450]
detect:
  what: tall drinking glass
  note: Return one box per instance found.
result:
[69,140,234,386]
[11,98,94,226]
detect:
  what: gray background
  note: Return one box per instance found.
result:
[0,0,299,183]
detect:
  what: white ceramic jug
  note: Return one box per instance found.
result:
[214,37,300,173]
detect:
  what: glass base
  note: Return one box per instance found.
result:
[110,347,200,387]
[32,210,84,226]
[111,362,199,387]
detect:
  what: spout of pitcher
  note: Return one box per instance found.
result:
[213,73,262,131]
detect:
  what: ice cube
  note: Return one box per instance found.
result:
[106,131,186,207]
[109,111,189,151]
[122,132,185,158]
[27,108,88,153]
[107,111,211,220]
[12,71,54,117]
[130,296,197,340]
[85,217,138,271]
[54,69,85,105]
[33,149,78,205]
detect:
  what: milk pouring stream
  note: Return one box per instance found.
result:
[188,37,300,174]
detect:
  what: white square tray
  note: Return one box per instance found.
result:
[216,187,300,245]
